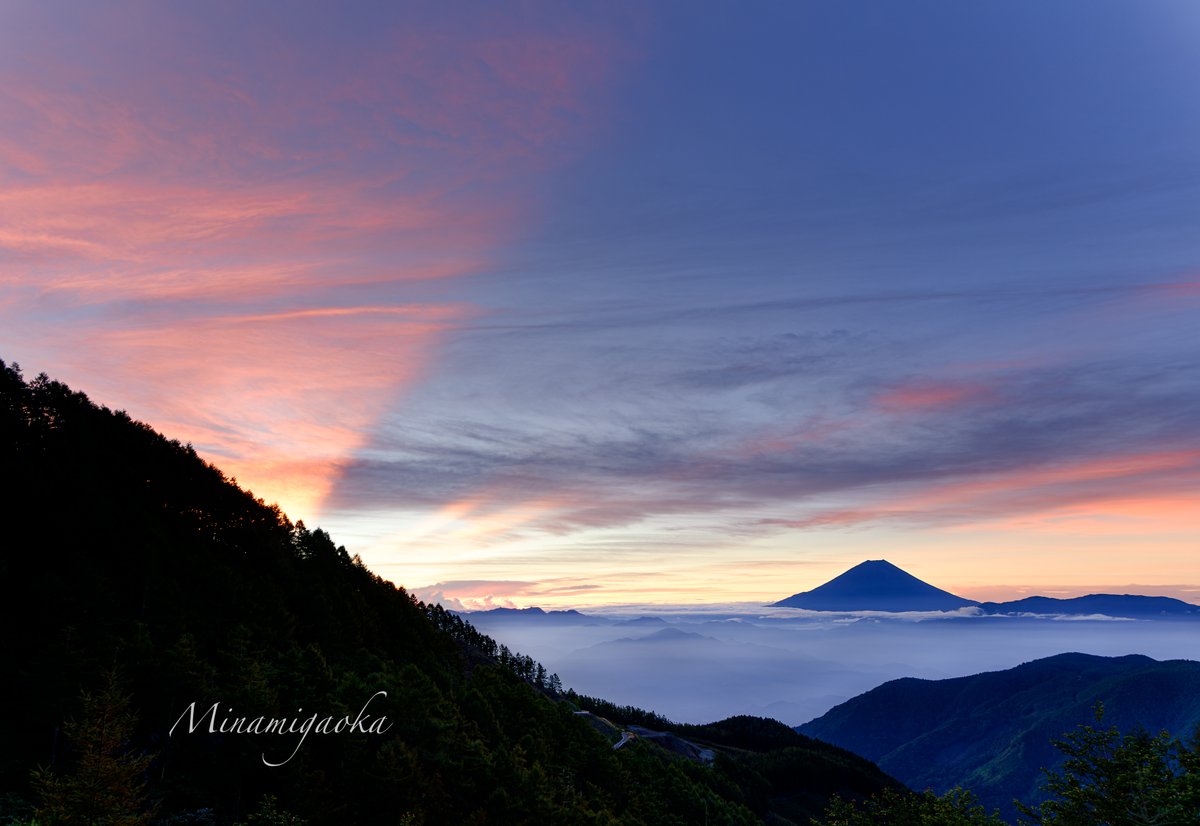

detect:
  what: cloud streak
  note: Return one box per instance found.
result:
[328,305,1200,541]
[0,2,634,520]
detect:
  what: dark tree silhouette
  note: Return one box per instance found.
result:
[32,671,155,825]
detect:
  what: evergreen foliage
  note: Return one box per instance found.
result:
[818,787,1005,826]
[1017,705,1200,825]
[31,671,155,825]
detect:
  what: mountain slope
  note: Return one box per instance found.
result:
[773,559,980,612]
[0,361,898,824]
[980,594,1200,619]
[798,652,1200,821]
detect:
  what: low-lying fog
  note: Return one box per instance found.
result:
[460,606,1200,726]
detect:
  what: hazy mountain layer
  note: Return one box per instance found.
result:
[798,652,1200,822]
[981,593,1200,618]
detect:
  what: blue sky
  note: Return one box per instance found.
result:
[3,1,1199,605]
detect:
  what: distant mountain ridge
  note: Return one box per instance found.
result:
[772,560,1200,618]
[772,559,979,612]
[980,593,1200,619]
[459,606,591,619]
[451,606,613,626]
[798,652,1200,822]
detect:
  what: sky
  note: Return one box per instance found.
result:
[3,1,1199,608]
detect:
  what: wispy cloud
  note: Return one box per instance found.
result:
[328,303,1200,541]
[0,2,635,520]
[411,577,605,610]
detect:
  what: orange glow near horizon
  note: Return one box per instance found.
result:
[370,443,1200,609]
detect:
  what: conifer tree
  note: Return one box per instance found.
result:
[32,672,154,826]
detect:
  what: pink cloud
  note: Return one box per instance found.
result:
[39,304,469,517]
[726,418,855,459]
[1139,278,1200,299]
[875,379,994,413]
[0,4,634,520]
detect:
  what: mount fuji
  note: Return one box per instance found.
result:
[772,559,979,612]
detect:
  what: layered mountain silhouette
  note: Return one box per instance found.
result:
[772,560,1200,618]
[979,593,1200,619]
[773,559,980,612]
[455,606,607,625]
[798,652,1200,822]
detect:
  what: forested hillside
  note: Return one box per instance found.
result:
[0,362,897,824]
